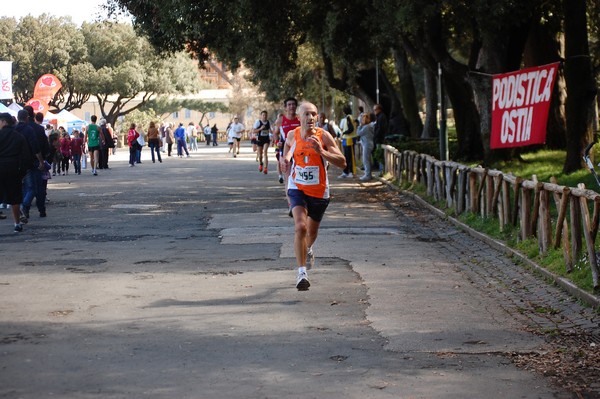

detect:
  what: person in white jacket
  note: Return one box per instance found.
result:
[357,113,375,181]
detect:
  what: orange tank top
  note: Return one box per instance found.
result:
[287,127,329,199]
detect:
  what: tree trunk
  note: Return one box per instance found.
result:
[523,16,567,149]
[469,71,493,158]
[443,73,483,161]
[356,67,408,131]
[563,0,597,173]
[422,13,483,161]
[392,46,423,138]
[422,67,438,139]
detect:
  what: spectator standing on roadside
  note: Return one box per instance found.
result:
[147,121,162,163]
[33,111,51,217]
[70,130,83,174]
[174,123,189,158]
[159,122,166,153]
[48,128,60,176]
[0,112,30,233]
[357,113,375,181]
[211,124,218,146]
[85,115,101,176]
[127,123,140,167]
[106,123,117,155]
[98,119,114,169]
[165,123,175,157]
[316,112,337,140]
[59,131,71,175]
[356,106,365,127]
[187,122,198,152]
[373,104,388,173]
[135,126,145,163]
[204,124,211,146]
[338,105,357,178]
[15,110,42,223]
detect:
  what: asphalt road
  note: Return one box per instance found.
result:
[0,143,589,398]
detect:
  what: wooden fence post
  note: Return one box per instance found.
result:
[521,186,533,240]
[578,184,600,290]
[570,195,583,264]
[511,177,522,227]
[426,159,434,196]
[549,181,572,272]
[469,170,478,213]
[485,173,494,218]
[445,164,455,208]
[435,162,444,201]
[538,188,551,254]
[531,181,543,237]
[457,167,468,214]
[502,179,511,228]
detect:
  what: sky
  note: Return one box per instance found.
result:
[1,0,119,24]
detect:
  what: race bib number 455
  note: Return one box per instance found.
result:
[294,165,320,185]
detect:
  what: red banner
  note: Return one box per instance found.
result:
[25,97,49,116]
[490,62,559,149]
[33,73,62,104]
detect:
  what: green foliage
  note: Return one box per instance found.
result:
[488,149,594,189]
[0,15,203,123]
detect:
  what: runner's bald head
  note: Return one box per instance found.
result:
[297,101,317,117]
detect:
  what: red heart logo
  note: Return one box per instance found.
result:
[41,76,53,87]
[30,100,41,110]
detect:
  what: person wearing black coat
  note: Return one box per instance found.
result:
[0,112,30,232]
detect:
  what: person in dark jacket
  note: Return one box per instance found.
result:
[24,107,50,218]
[372,104,389,172]
[15,110,39,223]
[211,124,218,146]
[0,112,30,232]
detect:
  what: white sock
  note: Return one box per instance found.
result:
[298,266,307,274]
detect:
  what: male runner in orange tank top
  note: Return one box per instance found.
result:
[280,101,346,290]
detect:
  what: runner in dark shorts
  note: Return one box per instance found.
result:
[252,111,272,174]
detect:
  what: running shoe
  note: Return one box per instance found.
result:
[263,167,268,174]
[307,247,315,270]
[259,164,263,172]
[278,175,284,184]
[14,224,23,233]
[296,271,310,291]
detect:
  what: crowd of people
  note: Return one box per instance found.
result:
[0,109,122,232]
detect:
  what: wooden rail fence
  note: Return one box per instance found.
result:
[381,145,600,290]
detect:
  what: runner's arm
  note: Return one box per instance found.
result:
[280,132,295,173]
[317,130,346,169]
